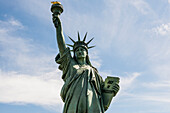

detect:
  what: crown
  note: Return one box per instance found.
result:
[67,32,95,52]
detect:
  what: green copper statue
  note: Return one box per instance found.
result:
[51,2,120,113]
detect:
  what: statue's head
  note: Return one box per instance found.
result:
[67,32,95,64]
[74,46,87,59]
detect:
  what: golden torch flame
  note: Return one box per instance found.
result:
[51,1,61,5]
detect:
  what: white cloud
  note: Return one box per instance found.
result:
[120,72,140,92]
[108,72,140,103]
[0,18,24,33]
[150,64,170,80]
[0,18,64,112]
[118,76,170,104]
[142,95,170,103]
[142,29,170,80]
[0,18,57,74]
[89,50,102,69]
[116,79,170,106]
[152,23,170,35]
[140,81,170,103]
[0,70,64,112]
[130,0,153,15]
[15,0,51,22]
[9,18,24,28]
[143,81,170,88]
[124,92,170,103]
[0,70,63,105]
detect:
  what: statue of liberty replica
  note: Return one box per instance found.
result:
[51,2,120,113]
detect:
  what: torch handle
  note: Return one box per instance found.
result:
[52,13,60,28]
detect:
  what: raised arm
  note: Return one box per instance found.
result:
[52,14,66,56]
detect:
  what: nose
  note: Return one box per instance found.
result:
[78,50,82,54]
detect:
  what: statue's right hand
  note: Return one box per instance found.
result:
[52,14,61,28]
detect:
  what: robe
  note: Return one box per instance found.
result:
[56,48,105,113]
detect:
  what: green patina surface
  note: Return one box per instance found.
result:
[51,2,120,113]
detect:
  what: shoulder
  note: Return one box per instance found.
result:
[55,47,72,63]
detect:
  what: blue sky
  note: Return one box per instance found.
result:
[0,0,170,113]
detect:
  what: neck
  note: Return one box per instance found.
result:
[77,58,86,65]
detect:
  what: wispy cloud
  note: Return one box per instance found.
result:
[0,18,63,112]
[123,92,170,103]
[0,17,57,74]
[143,81,170,89]
[118,77,170,104]
[120,72,140,91]
[0,70,63,106]
[0,18,24,33]
[15,0,51,22]
[152,23,170,36]
[140,80,170,103]
[109,72,141,102]
[89,50,102,69]
[130,0,154,15]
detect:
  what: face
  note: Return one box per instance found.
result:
[75,46,87,59]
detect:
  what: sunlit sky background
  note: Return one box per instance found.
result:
[0,0,170,113]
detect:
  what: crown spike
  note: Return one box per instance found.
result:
[87,37,94,45]
[78,31,81,41]
[68,36,75,43]
[67,44,74,47]
[88,46,95,49]
[83,32,88,42]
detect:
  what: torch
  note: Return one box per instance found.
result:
[51,1,63,27]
